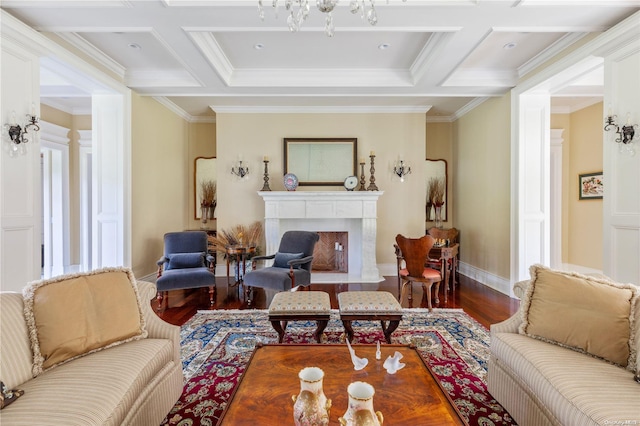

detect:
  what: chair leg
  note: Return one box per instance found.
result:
[434,281,440,305]
[422,284,433,312]
[208,285,215,306]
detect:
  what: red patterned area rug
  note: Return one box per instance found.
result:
[161,309,516,426]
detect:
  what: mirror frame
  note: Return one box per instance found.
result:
[425,158,448,222]
[194,156,216,219]
[284,137,357,186]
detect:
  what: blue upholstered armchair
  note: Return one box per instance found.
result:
[243,230,319,304]
[156,231,216,309]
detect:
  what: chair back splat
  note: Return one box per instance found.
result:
[396,234,435,277]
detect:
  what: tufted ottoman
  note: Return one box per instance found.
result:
[268,291,331,343]
[338,291,403,344]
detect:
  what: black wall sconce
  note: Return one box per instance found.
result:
[604,113,637,145]
[393,159,411,182]
[231,160,249,179]
[4,109,40,156]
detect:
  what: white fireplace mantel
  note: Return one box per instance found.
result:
[259,191,383,283]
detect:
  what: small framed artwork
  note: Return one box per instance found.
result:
[579,172,603,200]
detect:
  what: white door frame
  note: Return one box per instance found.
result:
[78,130,92,272]
[40,121,71,278]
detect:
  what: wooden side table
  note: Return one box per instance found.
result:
[225,244,256,289]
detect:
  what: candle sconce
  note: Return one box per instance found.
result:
[604,114,637,145]
[231,160,250,179]
[4,110,40,156]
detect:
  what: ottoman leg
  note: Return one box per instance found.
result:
[270,320,287,343]
[342,319,355,343]
[383,320,401,344]
[313,320,328,343]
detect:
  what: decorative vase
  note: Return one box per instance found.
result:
[339,381,383,426]
[209,201,216,219]
[426,201,433,221]
[434,205,443,229]
[292,367,331,426]
[200,204,209,229]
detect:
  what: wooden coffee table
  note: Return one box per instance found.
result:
[217,344,464,425]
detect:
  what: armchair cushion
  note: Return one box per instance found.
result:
[273,252,304,269]
[519,264,638,369]
[166,252,205,270]
[23,267,147,376]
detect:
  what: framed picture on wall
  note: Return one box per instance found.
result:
[579,172,603,200]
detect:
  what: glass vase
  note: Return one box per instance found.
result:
[435,205,443,229]
[200,205,209,229]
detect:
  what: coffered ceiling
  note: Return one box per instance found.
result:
[2,1,638,120]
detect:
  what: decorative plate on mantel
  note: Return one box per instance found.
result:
[283,173,299,191]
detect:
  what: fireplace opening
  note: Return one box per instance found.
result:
[312,232,348,273]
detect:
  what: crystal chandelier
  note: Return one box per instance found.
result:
[258,0,406,37]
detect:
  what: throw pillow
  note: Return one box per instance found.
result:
[0,381,24,409]
[167,252,205,270]
[519,264,638,369]
[23,267,147,376]
[273,252,305,269]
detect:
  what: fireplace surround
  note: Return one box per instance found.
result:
[258,191,383,283]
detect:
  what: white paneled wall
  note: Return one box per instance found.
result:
[0,39,41,292]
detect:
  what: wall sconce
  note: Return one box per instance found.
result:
[604,113,637,155]
[4,110,40,156]
[231,160,249,179]
[393,160,411,182]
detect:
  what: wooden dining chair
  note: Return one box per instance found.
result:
[395,234,443,311]
[426,227,459,285]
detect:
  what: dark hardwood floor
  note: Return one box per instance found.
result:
[152,274,520,329]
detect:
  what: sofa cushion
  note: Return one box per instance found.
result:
[273,252,304,268]
[166,252,205,270]
[23,267,147,376]
[492,331,640,425]
[519,264,637,368]
[0,338,174,425]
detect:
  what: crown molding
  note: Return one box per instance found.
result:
[187,31,233,86]
[410,32,457,85]
[210,106,431,113]
[40,121,70,146]
[426,115,455,123]
[55,32,126,80]
[451,96,492,121]
[518,32,590,78]
[152,97,193,121]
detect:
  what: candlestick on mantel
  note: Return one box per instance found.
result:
[366,154,379,191]
[261,159,271,191]
[359,160,366,191]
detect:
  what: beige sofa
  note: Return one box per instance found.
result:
[0,269,183,425]
[488,265,640,426]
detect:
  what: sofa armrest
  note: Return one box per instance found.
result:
[490,313,521,336]
[137,280,182,366]
[513,279,530,299]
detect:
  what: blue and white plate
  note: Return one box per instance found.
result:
[283,173,299,191]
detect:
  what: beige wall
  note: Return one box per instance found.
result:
[426,121,454,227]
[567,103,604,269]
[131,94,190,277]
[453,94,512,279]
[216,113,426,266]
[187,122,217,230]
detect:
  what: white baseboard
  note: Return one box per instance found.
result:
[458,261,513,297]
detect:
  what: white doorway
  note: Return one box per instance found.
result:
[40,121,71,278]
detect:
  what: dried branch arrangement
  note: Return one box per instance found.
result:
[200,180,217,207]
[207,221,263,255]
[428,177,445,206]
